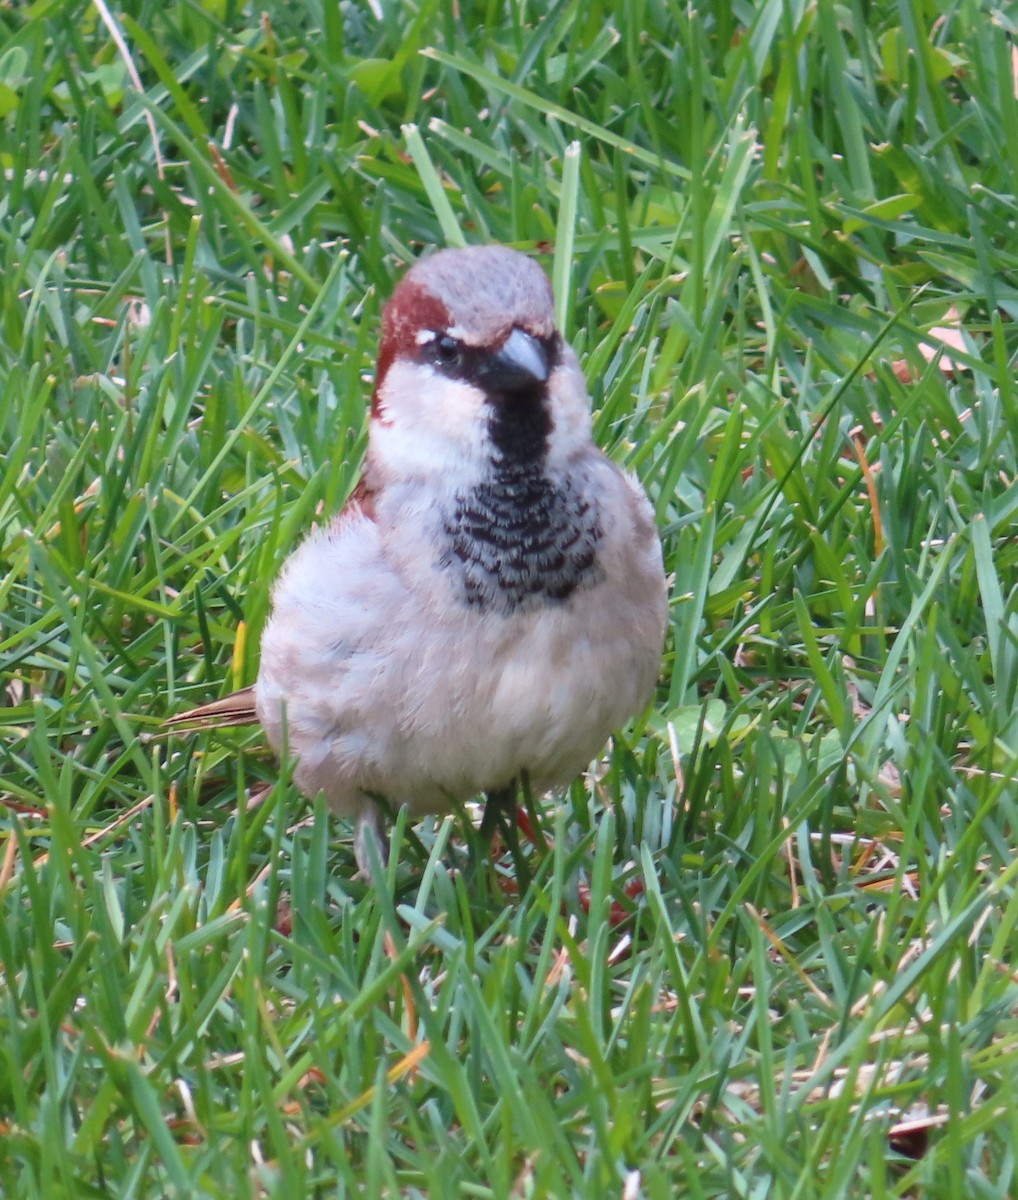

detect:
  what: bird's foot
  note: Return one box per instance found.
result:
[353,802,389,882]
[478,780,537,892]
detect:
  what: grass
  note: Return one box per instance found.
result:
[2,0,1018,1195]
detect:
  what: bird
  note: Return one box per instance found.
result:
[168,245,668,876]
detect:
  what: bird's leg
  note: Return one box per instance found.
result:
[353,800,389,882]
[479,781,532,891]
[500,796,531,893]
[478,781,515,844]
[517,770,549,855]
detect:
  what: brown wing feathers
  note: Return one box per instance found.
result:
[164,685,259,730]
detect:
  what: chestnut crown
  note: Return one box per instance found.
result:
[373,246,558,403]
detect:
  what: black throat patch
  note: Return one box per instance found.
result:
[439,393,604,613]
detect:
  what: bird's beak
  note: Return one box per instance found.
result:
[479,328,549,394]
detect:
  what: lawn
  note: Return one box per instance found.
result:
[2,0,1018,1196]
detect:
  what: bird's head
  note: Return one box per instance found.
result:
[368,246,592,485]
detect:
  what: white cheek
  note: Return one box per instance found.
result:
[545,351,594,462]
[371,361,490,481]
[371,349,595,481]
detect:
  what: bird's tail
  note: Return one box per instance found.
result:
[165,685,258,731]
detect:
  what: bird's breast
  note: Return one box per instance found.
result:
[437,459,604,613]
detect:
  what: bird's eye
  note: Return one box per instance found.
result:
[435,334,461,363]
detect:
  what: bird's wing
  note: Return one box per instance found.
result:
[166,486,380,737]
[165,685,258,730]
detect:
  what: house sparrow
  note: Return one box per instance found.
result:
[169,245,668,874]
